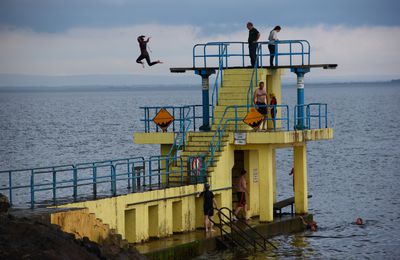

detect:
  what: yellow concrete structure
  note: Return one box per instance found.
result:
[56,67,333,243]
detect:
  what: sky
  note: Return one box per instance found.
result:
[0,0,399,85]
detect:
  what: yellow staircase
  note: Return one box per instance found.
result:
[167,132,229,185]
[168,68,265,183]
[212,68,266,131]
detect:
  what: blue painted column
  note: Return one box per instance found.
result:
[291,67,310,130]
[195,69,215,131]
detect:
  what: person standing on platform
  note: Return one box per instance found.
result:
[247,22,260,67]
[136,35,163,67]
[270,93,277,129]
[254,81,268,131]
[197,183,218,232]
[234,170,250,221]
[268,26,281,67]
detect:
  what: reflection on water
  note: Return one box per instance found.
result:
[0,83,400,258]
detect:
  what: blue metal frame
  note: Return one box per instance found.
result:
[193,40,311,69]
[140,105,213,133]
[294,103,328,130]
[0,154,206,208]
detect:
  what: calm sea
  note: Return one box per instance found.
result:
[0,82,399,258]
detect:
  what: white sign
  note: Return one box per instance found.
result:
[253,168,259,183]
[234,133,246,145]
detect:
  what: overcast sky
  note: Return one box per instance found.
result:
[0,0,399,84]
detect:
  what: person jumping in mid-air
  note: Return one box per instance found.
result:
[136,35,162,67]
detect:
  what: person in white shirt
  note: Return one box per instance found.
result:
[268,26,281,67]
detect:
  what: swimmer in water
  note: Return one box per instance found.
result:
[355,218,364,225]
[300,216,318,231]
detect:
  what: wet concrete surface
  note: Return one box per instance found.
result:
[136,213,312,259]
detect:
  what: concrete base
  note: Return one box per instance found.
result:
[137,214,313,259]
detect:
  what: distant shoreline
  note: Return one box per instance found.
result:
[0,80,398,93]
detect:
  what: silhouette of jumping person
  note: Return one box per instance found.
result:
[136,35,162,67]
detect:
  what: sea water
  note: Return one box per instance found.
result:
[0,83,399,258]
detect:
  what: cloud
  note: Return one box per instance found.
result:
[0,24,399,82]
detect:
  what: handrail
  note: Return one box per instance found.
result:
[219,207,277,249]
[294,103,328,130]
[140,105,212,133]
[211,44,228,124]
[0,153,202,208]
[193,40,311,69]
[205,104,290,168]
[209,206,276,251]
[246,45,261,111]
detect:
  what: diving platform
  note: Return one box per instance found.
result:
[170,64,337,73]
[0,39,336,247]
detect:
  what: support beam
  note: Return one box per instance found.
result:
[272,148,277,203]
[195,69,215,131]
[291,67,310,130]
[258,145,274,222]
[293,144,308,214]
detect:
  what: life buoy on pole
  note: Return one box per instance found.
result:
[191,157,202,176]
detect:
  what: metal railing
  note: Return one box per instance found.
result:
[193,40,311,69]
[140,105,212,133]
[294,103,328,130]
[211,44,228,124]
[206,104,291,168]
[0,154,207,208]
[209,206,276,251]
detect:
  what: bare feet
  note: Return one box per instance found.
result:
[210,229,216,232]
[157,60,163,64]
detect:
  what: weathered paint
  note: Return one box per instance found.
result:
[55,67,332,244]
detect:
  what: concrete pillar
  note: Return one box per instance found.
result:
[272,148,277,203]
[293,144,308,214]
[258,145,274,222]
[266,69,283,129]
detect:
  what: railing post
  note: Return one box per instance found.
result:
[73,166,78,201]
[30,169,35,209]
[275,44,279,66]
[8,171,12,206]
[235,107,238,132]
[127,161,131,189]
[325,104,328,128]
[93,163,97,198]
[242,43,245,67]
[149,160,152,190]
[52,168,57,206]
[111,165,116,196]
[146,108,150,133]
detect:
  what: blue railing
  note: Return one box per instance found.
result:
[0,155,206,208]
[140,105,213,133]
[211,44,228,124]
[246,45,262,110]
[294,103,328,130]
[205,104,290,168]
[193,40,311,68]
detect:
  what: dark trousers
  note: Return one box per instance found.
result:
[248,42,258,67]
[268,44,276,66]
[136,52,158,66]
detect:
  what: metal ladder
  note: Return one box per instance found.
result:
[210,207,277,252]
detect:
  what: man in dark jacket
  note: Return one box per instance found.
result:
[246,22,260,67]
